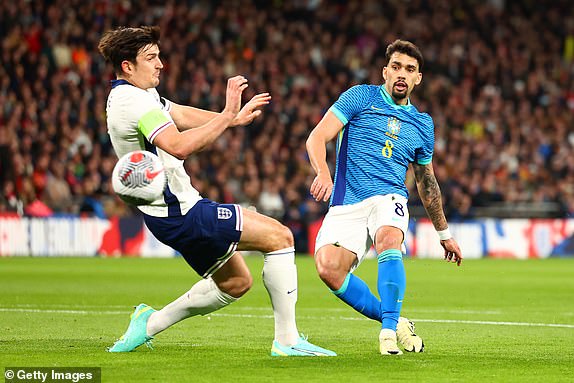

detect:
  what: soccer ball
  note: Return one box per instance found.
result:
[112,150,167,205]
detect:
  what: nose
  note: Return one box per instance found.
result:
[157,58,163,69]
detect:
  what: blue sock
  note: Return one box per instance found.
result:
[332,273,382,322]
[377,249,406,331]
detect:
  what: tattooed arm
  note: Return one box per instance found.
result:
[413,162,463,266]
[413,162,448,230]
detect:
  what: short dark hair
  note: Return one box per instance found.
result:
[385,40,424,71]
[98,26,161,75]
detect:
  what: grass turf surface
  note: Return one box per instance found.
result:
[1,256,573,382]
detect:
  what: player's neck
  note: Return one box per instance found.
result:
[116,75,135,86]
[381,85,410,107]
[117,75,149,90]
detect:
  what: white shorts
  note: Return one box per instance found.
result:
[314,194,409,270]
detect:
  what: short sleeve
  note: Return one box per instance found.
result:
[330,85,370,125]
[137,108,174,143]
[132,89,175,143]
[415,115,434,165]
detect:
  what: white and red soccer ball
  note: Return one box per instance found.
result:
[112,150,166,205]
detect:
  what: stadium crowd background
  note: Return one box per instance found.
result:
[1,0,573,250]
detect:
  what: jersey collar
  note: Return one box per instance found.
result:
[110,79,134,89]
[380,85,411,109]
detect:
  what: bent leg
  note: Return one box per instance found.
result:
[315,244,382,322]
[211,251,253,297]
[146,253,251,336]
[238,208,299,345]
[237,208,293,252]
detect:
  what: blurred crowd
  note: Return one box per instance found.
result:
[1,0,573,248]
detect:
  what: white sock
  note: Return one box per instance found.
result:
[146,278,237,336]
[263,247,299,346]
[380,328,397,339]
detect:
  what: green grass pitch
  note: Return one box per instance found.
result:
[1,256,573,382]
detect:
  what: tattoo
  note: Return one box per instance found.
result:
[413,163,448,230]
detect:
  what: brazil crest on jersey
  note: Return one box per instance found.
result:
[329,84,434,206]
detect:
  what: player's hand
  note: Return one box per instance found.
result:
[310,172,333,202]
[223,75,249,117]
[440,238,463,266]
[232,93,271,127]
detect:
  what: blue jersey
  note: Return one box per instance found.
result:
[329,84,434,206]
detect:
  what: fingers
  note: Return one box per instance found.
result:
[228,75,248,88]
[310,178,324,200]
[322,184,332,201]
[444,250,456,263]
[227,75,248,96]
[246,94,271,109]
[250,93,271,104]
[225,76,249,116]
[310,179,320,200]
[310,178,332,202]
[441,239,463,266]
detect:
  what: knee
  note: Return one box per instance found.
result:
[375,227,404,254]
[269,222,294,250]
[314,250,345,290]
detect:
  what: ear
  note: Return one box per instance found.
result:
[121,60,133,76]
[414,72,422,86]
[382,66,387,82]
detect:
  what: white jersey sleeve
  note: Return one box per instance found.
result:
[106,83,202,217]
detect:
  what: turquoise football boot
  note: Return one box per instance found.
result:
[108,304,156,352]
[271,334,337,356]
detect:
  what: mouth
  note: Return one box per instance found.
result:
[394,81,407,92]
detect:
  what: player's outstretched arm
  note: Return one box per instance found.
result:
[168,103,219,130]
[153,76,247,159]
[169,93,270,131]
[413,162,463,266]
[306,111,344,202]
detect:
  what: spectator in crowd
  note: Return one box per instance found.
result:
[1,1,573,247]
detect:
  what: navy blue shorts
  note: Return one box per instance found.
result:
[143,199,243,277]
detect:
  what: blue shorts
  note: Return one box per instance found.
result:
[143,199,243,277]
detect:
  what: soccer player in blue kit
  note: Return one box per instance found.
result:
[306,40,463,355]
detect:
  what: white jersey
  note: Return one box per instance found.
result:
[106,80,202,217]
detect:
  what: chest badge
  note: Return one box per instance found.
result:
[385,117,400,140]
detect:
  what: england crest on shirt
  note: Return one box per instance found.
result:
[217,207,233,220]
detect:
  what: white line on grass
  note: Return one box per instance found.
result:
[412,318,574,329]
[0,308,125,315]
[230,306,504,315]
[1,307,573,329]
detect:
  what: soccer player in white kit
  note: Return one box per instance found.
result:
[98,26,334,356]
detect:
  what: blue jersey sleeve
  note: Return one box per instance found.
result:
[415,115,435,165]
[330,85,370,125]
